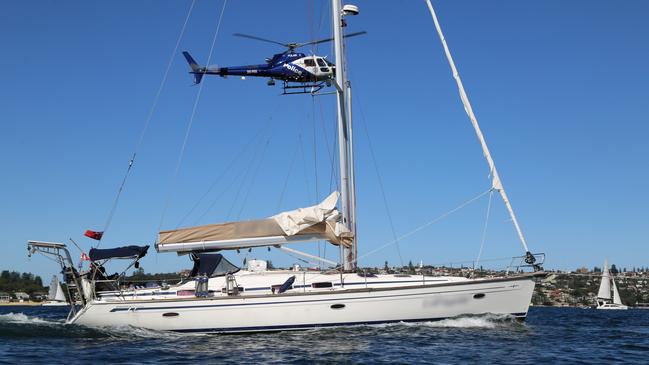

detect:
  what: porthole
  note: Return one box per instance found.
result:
[331,304,346,310]
[312,282,334,288]
[473,293,486,299]
[162,312,179,317]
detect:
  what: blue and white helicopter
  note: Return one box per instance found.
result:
[182,31,365,94]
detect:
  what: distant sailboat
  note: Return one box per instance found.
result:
[42,275,68,307]
[596,259,628,310]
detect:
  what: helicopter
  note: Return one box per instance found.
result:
[182,31,366,94]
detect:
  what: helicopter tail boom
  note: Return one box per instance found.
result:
[182,51,209,84]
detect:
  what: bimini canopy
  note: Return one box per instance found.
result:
[89,245,149,261]
[157,192,352,253]
[189,253,239,277]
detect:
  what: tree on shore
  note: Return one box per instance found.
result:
[0,270,46,295]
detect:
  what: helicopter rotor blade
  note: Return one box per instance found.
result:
[232,33,290,48]
[295,31,367,49]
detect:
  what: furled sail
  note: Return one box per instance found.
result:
[597,258,611,300]
[425,0,530,255]
[157,192,352,253]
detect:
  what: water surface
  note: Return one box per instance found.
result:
[1,306,647,364]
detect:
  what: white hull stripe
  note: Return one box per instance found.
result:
[99,279,450,298]
[109,284,511,312]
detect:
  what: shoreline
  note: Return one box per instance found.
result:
[0,302,43,307]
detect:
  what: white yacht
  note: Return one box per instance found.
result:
[596,258,628,310]
[26,0,545,333]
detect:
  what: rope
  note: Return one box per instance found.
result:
[96,0,196,247]
[158,0,228,233]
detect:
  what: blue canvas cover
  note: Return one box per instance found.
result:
[190,253,239,277]
[89,245,149,261]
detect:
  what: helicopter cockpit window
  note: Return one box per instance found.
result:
[316,58,327,67]
[304,58,316,67]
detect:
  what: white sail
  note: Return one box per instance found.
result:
[54,281,66,302]
[597,258,611,299]
[612,278,623,305]
[47,275,58,300]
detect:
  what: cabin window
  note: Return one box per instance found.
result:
[473,293,486,299]
[312,282,333,288]
[304,58,316,67]
[317,58,327,66]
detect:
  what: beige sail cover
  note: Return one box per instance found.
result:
[158,192,352,247]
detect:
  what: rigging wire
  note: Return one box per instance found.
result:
[276,144,300,212]
[158,0,228,233]
[226,138,264,220]
[319,99,339,192]
[96,0,197,247]
[236,135,272,219]
[297,188,493,286]
[310,97,321,266]
[356,92,404,267]
[475,189,494,269]
[175,122,271,227]
[352,188,492,268]
[193,155,251,225]
[298,128,313,203]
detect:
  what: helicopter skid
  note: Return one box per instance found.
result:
[282,81,327,95]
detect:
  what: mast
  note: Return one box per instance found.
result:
[331,0,357,270]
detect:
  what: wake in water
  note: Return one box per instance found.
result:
[0,312,190,340]
[419,313,522,329]
[0,312,59,325]
[362,313,523,330]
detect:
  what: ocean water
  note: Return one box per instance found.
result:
[0,306,647,364]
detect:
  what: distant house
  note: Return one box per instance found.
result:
[0,292,10,302]
[31,292,47,301]
[13,292,30,301]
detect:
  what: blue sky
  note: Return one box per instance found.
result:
[1,1,647,280]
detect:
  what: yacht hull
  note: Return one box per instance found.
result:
[70,274,536,333]
[42,301,68,307]
[596,303,628,310]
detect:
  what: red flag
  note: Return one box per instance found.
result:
[80,252,90,261]
[84,230,103,240]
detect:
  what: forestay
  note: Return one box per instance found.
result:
[424,0,531,255]
[156,191,353,253]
